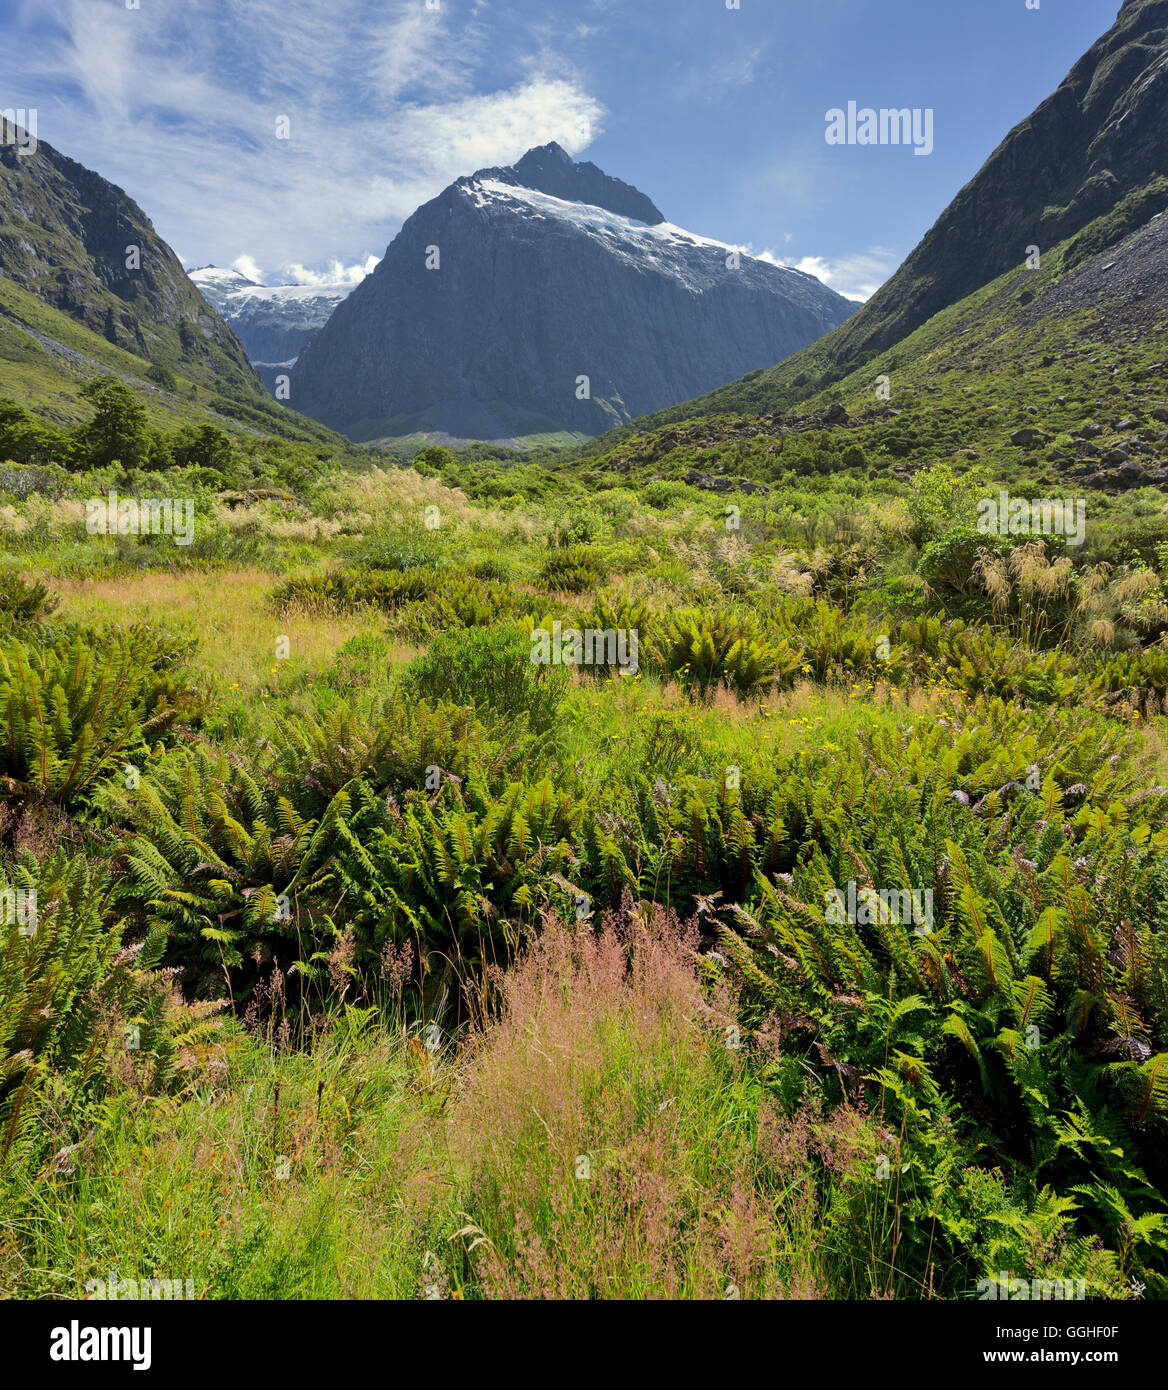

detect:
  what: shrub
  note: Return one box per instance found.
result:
[0,853,224,1169]
[0,572,59,627]
[654,609,801,697]
[399,622,570,733]
[358,527,446,573]
[0,627,205,814]
[538,545,604,594]
[917,525,1010,598]
[905,460,993,546]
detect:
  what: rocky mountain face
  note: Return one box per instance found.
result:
[0,130,261,397]
[289,143,856,442]
[812,0,1168,374]
[188,266,354,367]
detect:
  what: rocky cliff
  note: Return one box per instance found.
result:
[813,0,1168,373]
[289,143,856,442]
[0,129,261,398]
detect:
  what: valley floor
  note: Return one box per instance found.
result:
[1,440,1167,1302]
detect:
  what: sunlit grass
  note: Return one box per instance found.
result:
[51,568,392,695]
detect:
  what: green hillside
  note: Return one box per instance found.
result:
[448,197,1163,514]
[0,265,356,453]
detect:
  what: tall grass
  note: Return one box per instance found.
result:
[0,900,890,1300]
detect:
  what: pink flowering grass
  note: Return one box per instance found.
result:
[447,895,882,1298]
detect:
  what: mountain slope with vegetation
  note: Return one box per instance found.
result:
[0,133,258,394]
[608,0,1168,433]
[0,131,346,450]
[519,203,1166,509]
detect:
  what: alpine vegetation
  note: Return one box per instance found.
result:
[1,0,1168,1321]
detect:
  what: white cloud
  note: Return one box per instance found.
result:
[764,248,901,302]
[2,0,605,270]
[705,42,771,94]
[231,254,265,284]
[281,256,382,287]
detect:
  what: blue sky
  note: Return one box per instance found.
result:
[0,0,1121,297]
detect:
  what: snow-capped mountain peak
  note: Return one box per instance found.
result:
[188,265,358,367]
[289,145,855,444]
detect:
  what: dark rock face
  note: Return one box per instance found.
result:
[289,143,856,441]
[0,133,258,394]
[814,0,1168,372]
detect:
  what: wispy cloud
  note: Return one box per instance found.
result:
[230,254,265,284]
[1,0,605,276]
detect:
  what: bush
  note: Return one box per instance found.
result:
[0,626,206,814]
[538,545,604,594]
[641,480,699,511]
[399,622,570,733]
[905,460,992,546]
[0,572,58,627]
[917,524,1010,597]
[654,609,801,698]
[358,527,446,573]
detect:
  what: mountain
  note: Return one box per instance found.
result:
[0,128,344,444]
[0,129,262,398]
[188,265,355,370]
[567,202,1168,505]
[613,0,1168,435]
[828,0,1168,370]
[289,143,856,444]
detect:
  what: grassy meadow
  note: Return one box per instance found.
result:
[2,372,1168,1302]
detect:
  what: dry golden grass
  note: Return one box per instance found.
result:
[0,499,86,535]
[328,465,476,529]
[50,567,399,692]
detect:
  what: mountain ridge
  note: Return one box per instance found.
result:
[289,144,855,442]
[594,0,1168,440]
[0,132,265,401]
[782,0,1168,380]
[188,265,356,368]
[458,141,666,226]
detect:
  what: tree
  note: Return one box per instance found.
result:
[0,399,67,467]
[147,430,175,470]
[146,363,179,392]
[171,422,233,472]
[414,445,457,473]
[75,378,151,469]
